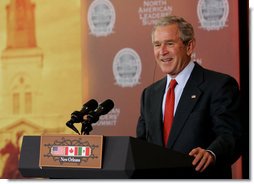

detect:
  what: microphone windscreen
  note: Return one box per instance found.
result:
[99,99,114,115]
[81,99,98,114]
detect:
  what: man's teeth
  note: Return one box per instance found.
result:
[161,58,172,62]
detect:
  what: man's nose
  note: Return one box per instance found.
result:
[159,44,169,55]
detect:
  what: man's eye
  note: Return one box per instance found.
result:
[153,43,161,47]
[166,42,174,46]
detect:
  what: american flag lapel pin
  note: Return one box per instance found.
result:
[191,95,196,99]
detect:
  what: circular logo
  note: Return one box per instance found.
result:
[197,0,229,31]
[113,48,142,88]
[87,0,116,37]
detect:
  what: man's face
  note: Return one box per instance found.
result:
[152,24,194,78]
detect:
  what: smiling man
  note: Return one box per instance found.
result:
[136,15,242,179]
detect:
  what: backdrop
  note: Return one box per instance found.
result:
[81,0,241,178]
[82,0,240,136]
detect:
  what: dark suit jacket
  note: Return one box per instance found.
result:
[136,62,242,178]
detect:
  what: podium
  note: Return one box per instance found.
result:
[19,136,197,179]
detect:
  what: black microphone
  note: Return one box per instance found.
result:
[86,99,114,124]
[66,99,98,134]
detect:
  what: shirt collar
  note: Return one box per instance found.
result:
[166,61,195,89]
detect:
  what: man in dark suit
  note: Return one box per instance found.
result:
[136,15,242,178]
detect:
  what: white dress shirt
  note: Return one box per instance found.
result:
[162,61,195,119]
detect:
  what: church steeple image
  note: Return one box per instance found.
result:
[6,0,37,49]
[1,0,43,116]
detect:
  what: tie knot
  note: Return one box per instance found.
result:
[169,79,177,89]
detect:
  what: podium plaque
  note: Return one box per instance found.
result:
[39,134,103,169]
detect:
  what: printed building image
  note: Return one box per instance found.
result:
[0,0,83,178]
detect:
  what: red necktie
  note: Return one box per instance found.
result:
[163,79,177,146]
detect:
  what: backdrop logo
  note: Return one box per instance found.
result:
[87,0,116,37]
[113,48,142,88]
[138,0,173,26]
[197,0,229,31]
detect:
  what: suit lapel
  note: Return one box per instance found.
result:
[150,77,167,146]
[167,63,204,148]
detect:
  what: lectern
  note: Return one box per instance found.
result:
[19,136,197,179]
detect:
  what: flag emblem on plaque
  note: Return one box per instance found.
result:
[51,146,91,157]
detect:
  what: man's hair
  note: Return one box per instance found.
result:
[152,15,194,45]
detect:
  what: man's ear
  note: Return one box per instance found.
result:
[186,39,196,56]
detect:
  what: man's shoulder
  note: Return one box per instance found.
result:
[144,77,167,92]
[194,62,238,82]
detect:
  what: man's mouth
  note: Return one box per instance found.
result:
[160,57,173,63]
